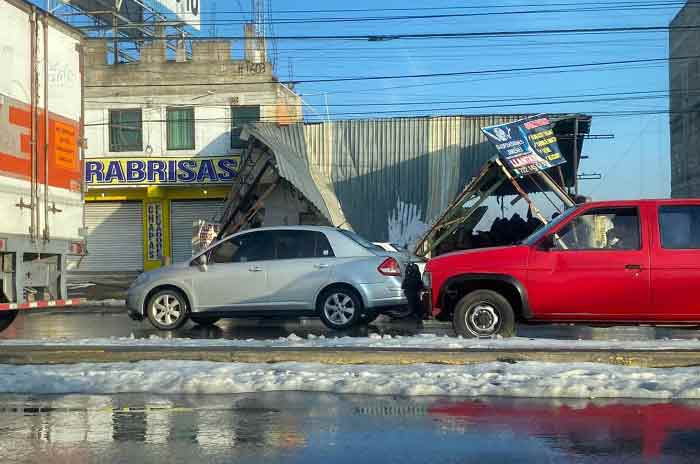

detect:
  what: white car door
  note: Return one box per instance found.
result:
[193,230,274,311]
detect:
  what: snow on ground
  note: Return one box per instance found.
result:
[3,332,700,351]
[1,360,700,399]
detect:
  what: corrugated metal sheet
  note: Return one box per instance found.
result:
[241,123,349,228]
[245,115,589,245]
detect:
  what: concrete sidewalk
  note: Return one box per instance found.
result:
[3,345,700,368]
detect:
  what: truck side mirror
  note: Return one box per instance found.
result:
[540,235,555,251]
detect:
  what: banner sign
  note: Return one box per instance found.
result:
[85,156,240,186]
[146,0,201,31]
[146,202,164,261]
[481,115,565,177]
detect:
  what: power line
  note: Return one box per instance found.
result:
[84,54,698,88]
[87,24,700,42]
[84,88,694,108]
[75,3,692,28]
[108,0,698,15]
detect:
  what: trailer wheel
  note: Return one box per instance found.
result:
[0,311,18,333]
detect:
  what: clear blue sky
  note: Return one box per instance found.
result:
[43,0,682,200]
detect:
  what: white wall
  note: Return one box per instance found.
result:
[85,91,281,159]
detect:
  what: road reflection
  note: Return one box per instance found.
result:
[428,398,700,461]
[2,393,700,463]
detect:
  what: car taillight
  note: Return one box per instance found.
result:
[378,257,401,276]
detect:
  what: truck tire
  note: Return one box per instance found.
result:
[452,290,515,338]
[0,310,18,333]
[146,289,189,331]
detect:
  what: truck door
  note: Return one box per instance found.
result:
[650,204,700,319]
[528,206,652,320]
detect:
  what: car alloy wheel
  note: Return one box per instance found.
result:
[147,290,189,330]
[324,293,356,325]
[318,288,363,330]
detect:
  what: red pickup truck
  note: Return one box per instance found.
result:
[422,199,700,338]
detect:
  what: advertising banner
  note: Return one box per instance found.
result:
[146,0,201,31]
[85,155,240,186]
[481,115,566,177]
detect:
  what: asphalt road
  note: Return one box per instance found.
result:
[4,306,700,342]
[1,392,699,463]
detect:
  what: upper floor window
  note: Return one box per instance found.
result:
[231,105,260,149]
[109,109,142,152]
[659,205,700,249]
[167,107,195,150]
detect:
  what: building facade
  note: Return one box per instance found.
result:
[670,2,700,197]
[77,37,302,273]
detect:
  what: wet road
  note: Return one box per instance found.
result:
[4,308,700,342]
[1,392,700,463]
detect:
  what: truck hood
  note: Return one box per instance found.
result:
[425,245,530,273]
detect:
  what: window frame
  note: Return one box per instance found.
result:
[109,108,143,152]
[166,106,196,151]
[658,204,700,250]
[547,206,643,252]
[231,105,261,149]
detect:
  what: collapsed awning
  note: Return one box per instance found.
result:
[220,123,349,232]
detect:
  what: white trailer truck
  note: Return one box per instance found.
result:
[0,0,86,332]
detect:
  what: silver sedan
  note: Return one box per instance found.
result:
[127,226,410,331]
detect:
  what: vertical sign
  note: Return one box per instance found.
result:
[147,202,164,261]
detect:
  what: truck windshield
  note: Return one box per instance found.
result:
[522,206,579,246]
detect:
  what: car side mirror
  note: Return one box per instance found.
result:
[197,254,208,271]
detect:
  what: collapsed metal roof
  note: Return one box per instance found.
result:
[239,114,590,246]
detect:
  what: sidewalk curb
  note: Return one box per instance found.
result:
[2,346,700,368]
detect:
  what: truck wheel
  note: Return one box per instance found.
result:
[190,315,220,327]
[0,310,18,333]
[318,287,362,330]
[453,290,515,338]
[146,289,189,331]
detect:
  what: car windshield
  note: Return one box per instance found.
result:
[521,206,579,246]
[338,229,385,251]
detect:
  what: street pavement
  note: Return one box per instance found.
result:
[1,392,699,463]
[4,305,700,342]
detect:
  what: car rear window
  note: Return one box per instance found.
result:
[659,205,700,249]
[338,229,384,251]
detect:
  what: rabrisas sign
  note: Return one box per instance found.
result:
[85,156,240,186]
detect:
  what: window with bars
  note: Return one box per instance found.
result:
[167,107,196,150]
[109,109,142,152]
[231,105,260,149]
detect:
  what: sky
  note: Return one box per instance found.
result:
[43,0,684,201]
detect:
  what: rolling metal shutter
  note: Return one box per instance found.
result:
[170,200,224,264]
[78,202,144,272]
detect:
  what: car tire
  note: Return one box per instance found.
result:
[0,310,18,333]
[190,315,220,327]
[318,287,363,330]
[452,290,515,338]
[146,289,189,331]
